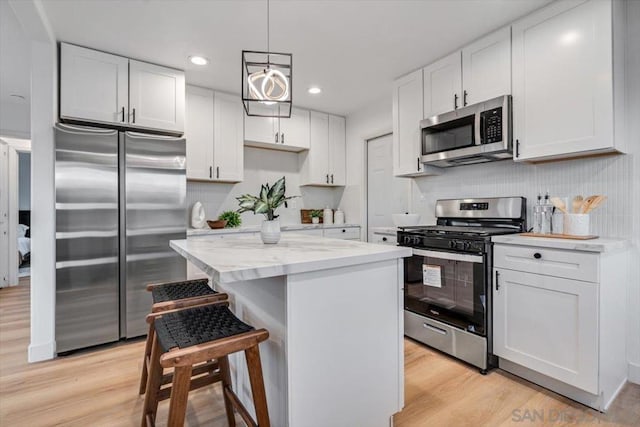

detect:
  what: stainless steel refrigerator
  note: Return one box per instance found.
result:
[55,123,186,353]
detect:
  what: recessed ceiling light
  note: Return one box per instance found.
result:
[308,87,322,95]
[189,55,209,66]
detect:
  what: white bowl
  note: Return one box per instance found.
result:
[392,213,421,226]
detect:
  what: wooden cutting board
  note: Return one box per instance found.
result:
[519,232,598,240]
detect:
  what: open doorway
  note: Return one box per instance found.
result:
[366,133,410,242]
[18,152,30,277]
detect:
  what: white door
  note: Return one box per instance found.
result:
[392,69,423,177]
[308,111,330,184]
[213,92,244,182]
[367,134,408,242]
[512,0,614,161]
[244,104,278,144]
[423,51,462,118]
[462,27,511,105]
[279,108,310,149]
[129,60,185,133]
[185,86,214,180]
[60,43,129,125]
[328,115,346,186]
[493,268,598,394]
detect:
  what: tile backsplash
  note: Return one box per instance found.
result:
[187,147,343,227]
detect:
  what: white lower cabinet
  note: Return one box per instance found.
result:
[493,268,598,393]
[371,232,396,246]
[492,241,629,411]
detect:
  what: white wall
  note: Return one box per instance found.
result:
[187,146,343,227]
[18,152,30,210]
[340,95,410,239]
[341,1,640,383]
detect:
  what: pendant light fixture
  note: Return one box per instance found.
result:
[242,0,292,118]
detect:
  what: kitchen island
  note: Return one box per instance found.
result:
[170,234,412,427]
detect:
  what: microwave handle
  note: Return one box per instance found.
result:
[474,111,482,146]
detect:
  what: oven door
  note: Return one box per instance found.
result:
[404,249,486,335]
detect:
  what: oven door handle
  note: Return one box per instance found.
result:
[412,249,483,264]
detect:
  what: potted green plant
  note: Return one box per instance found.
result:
[236,176,297,244]
[218,210,242,228]
[310,209,323,224]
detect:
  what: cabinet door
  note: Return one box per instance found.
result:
[60,43,129,125]
[328,115,346,186]
[213,92,244,182]
[423,51,462,118]
[308,111,330,184]
[512,0,614,161]
[279,108,310,149]
[244,104,278,144]
[392,69,423,177]
[493,268,598,393]
[185,86,214,180]
[129,60,185,133]
[462,27,511,105]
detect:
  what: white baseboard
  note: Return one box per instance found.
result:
[629,362,640,384]
[28,341,55,363]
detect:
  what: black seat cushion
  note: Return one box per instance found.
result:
[154,304,255,352]
[151,279,217,303]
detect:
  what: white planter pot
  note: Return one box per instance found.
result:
[311,217,320,224]
[261,219,281,244]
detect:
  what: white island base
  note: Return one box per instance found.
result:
[170,235,411,427]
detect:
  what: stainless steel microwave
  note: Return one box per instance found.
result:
[420,95,512,167]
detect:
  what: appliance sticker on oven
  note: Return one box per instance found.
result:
[423,264,442,288]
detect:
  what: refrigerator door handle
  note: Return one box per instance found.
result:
[55,123,118,135]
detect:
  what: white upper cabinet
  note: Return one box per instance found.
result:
[185,86,214,180]
[185,86,243,183]
[328,115,346,186]
[512,0,624,161]
[392,69,424,177]
[462,27,511,106]
[244,107,310,152]
[213,92,244,182]
[60,43,129,125]
[279,108,311,150]
[60,43,186,134]
[300,111,346,186]
[129,60,185,134]
[423,52,462,118]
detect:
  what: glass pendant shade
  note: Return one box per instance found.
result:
[242,50,292,118]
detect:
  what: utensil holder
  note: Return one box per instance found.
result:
[564,214,590,236]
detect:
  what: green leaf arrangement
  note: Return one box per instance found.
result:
[236,176,297,221]
[218,210,242,228]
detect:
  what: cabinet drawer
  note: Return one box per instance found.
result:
[494,244,598,283]
[323,227,360,240]
[371,233,396,245]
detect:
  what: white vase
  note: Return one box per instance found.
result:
[261,219,281,244]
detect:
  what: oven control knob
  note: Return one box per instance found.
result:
[463,242,471,250]
[448,241,456,249]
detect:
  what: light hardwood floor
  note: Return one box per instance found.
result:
[1,278,638,426]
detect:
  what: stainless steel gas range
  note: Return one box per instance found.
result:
[398,197,526,374]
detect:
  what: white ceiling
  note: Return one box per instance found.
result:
[39,0,552,116]
[0,1,31,107]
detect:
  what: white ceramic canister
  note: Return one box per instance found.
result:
[563,213,590,236]
[323,208,334,225]
[334,209,345,225]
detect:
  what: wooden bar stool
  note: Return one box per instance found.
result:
[139,278,228,395]
[141,301,270,427]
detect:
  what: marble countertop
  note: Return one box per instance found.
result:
[492,234,631,253]
[171,233,412,283]
[188,223,360,236]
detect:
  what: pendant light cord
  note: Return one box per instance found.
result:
[267,0,270,53]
